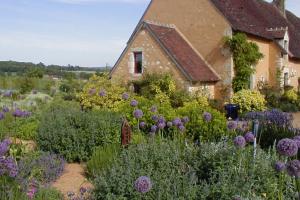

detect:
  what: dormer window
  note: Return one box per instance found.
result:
[284,40,288,51]
[134,52,143,74]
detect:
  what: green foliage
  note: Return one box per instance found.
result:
[36,100,122,162]
[92,140,295,199]
[0,176,27,200]
[231,89,266,113]
[26,68,44,78]
[177,100,228,142]
[132,73,176,99]
[225,33,264,92]
[92,140,198,200]
[87,143,121,177]
[282,88,298,103]
[79,74,126,110]
[34,188,64,200]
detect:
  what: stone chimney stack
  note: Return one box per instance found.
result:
[273,0,286,17]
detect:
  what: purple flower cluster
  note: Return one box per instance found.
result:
[286,160,300,178]
[12,109,31,118]
[0,112,4,120]
[133,109,143,119]
[139,122,146,129]
[203,112,212,122]
[244,132,255,143]
[2,106,9,113]
[274,161,286,173]
[130,99,138,107]
[233,136,246,148]
[98,90,106,97]
[134,176,152,193]
[122,92,129,100]
[276,138,298,157]
[2,90,12,97]
[244,109,293,127]
[26,180,38,199]
[150,105,157,113]
[0,139,18,178]
[227,121,238,130]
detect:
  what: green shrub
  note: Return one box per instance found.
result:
[177,100,228,142]
[231,89,266,113]
[282,88,298,103]
[87,143,121,177]
[0,176,27,200]
[37,100,122,162]
[34,188,63,200]
[92,140,199,200]
[92,140,295,199]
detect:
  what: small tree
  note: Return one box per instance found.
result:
[225,33,264,92]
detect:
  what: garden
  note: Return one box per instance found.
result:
[1,68,300,200]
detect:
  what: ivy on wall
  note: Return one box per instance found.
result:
[225,33,264,92]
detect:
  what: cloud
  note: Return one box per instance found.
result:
[50,0,148,5]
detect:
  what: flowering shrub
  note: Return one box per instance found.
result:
[282,88,298,103]
[177,100,228,141]
[231,89,266,113]
[37,100,121,162]
[78,74,126,110]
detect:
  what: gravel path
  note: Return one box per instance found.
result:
[52,163,93,199]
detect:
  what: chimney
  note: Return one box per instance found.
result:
[273,0,286,17]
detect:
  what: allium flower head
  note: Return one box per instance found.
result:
[167,121,173,128]
[172,118,182,126]
[152,115,159,122]
[122,92,129,100]
[150,105,157,113]
[158,116,165,124]
[227,121,238,130]
[0,112,4,120]
[98,90,106,97]
[277,138,298,157]
[274,161,286,172]
[2,106,9,113]
[234,136,246,148]
[294,139,300,148]
[12,109,23,118]
[244,132,255,143]
[133,109,143,119]
[203,112,212,122]
[157,122,166,129]
[286,160,300,178]
[139,122,146,129]
[150,125,157,133]
[178,125,185,132]
[134,176,152,193]
[182,116,189,124]
[130,99,138,107]
[294,135,300,141]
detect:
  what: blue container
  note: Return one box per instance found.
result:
[224,104,240,120]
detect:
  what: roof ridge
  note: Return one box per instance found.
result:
[144,20,176,29]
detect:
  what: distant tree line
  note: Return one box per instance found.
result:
[0,61,111,79]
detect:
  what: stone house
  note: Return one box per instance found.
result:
[110,0,300,99]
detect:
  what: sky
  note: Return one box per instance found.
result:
[0,0,299,67]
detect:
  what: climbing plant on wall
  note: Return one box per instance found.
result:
[225,33,264,92]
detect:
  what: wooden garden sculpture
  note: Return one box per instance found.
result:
[121,118,131,147]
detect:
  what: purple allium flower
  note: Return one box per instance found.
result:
[227,121,238,130]
[134,176,152,194]
[203,112,212,122]
[274,161,286,173]
[233,136,246,148]
[12,109,23,118]
[294,139,300,148]
[150,105,157,113]
[150,125,157,133]
[2,106,9,113]
[22,111,32,118]
[277,138,298,157]
[0,112,4,120]
[139,122,146,129]
[157,122,166,129]
[167,121,173,128]
[98,89,106,97]
[122,92,129,100]
[88,88,96,95]
[133,109,143,119]
[244,132,255,143]
[172,118,182,126]
[152,115,159,122]
[294,135,300,141]
[178,125,185,132]
[286,160,300,178]
[182,116,189,124]
[158,116,165,124]
[130,99,138,107]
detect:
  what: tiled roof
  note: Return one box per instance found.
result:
[211,0,300,59]
[145,22,220,82]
